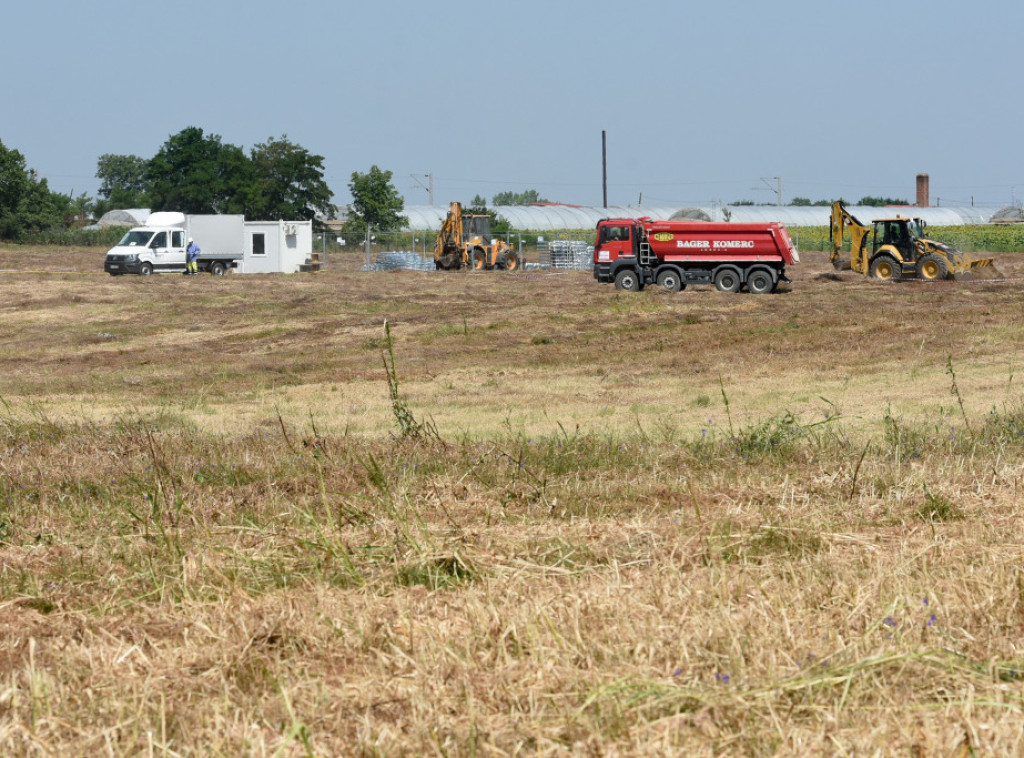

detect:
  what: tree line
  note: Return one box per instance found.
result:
[1,124,578,243]
[94,127,334,221]
[0,128,416,241]
[734,196,910,207]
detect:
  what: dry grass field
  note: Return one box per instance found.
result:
[2,243,1024,755]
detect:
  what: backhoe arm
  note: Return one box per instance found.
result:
[830,201,870,273]
[434,201,466,269]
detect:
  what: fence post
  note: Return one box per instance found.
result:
[365,226,371,267]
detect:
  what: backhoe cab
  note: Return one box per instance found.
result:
[434,201,521,272]
[829,201,991,281]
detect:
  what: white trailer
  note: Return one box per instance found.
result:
[104,213,314,276]
[239,220,314,274]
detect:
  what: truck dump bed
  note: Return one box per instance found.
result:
[644,221,799,266]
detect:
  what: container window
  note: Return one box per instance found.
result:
[172,231,184,247]
[252,233,265,256]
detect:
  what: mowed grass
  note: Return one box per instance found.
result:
[2,246,1024,754]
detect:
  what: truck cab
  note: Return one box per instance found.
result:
[104,225,186,276]
[594,221,638,263]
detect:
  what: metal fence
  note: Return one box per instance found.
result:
[312,229,595,272]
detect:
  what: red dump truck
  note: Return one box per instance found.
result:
[592,217,799,294]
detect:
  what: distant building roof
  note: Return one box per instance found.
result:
[95,208,151,227]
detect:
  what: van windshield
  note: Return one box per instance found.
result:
[118,230,153,247]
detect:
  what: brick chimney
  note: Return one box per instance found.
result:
[916,174,929,207]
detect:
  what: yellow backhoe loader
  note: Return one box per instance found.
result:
[434,201,521,272]
[829,201,992,281]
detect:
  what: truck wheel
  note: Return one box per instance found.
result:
[614,269,640,292]
[916,254,948,280]
[139,262,153,276]
[869,255,901,282]
[656,270,683,292]
[210,262,226,277]
[747,269,774,294]
[713,268,741,293]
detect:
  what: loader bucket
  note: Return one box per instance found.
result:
[953,255,1000,280]
[929,241,1000,280]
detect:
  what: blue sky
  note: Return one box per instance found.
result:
[2,0,1022,209]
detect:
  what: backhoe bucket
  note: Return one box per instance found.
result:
[435,252,463,271]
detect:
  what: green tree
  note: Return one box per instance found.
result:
[0,139,30,237]
[492,189,549,206]
[0,140,72,239]
[95,153,150,210]
[791,196,812,206]
[348,165,405,231]
[249,136,334,221]
[145,127,252,214]
[471,194,487,207]
[16,175,67,232]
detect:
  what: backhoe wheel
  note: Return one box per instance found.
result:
[746,269,774,295]
[916,253,949,281]
[656,270,683,292]
[713,268,741,293]
[472,248,488,271]
[869,255,901,282]
[614,269,640,292]
[499,251,521,271]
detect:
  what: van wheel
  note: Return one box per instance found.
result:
[747,269,774,294]
[713,268,741,293]
[614,269,640,292]
[210,262,226,276]
[139,262,153,276]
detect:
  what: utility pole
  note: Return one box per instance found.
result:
[760,176,782,205]
[602,130,608,209]
[410,173,434,205]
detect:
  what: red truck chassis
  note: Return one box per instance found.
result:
[592,217,799,294]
